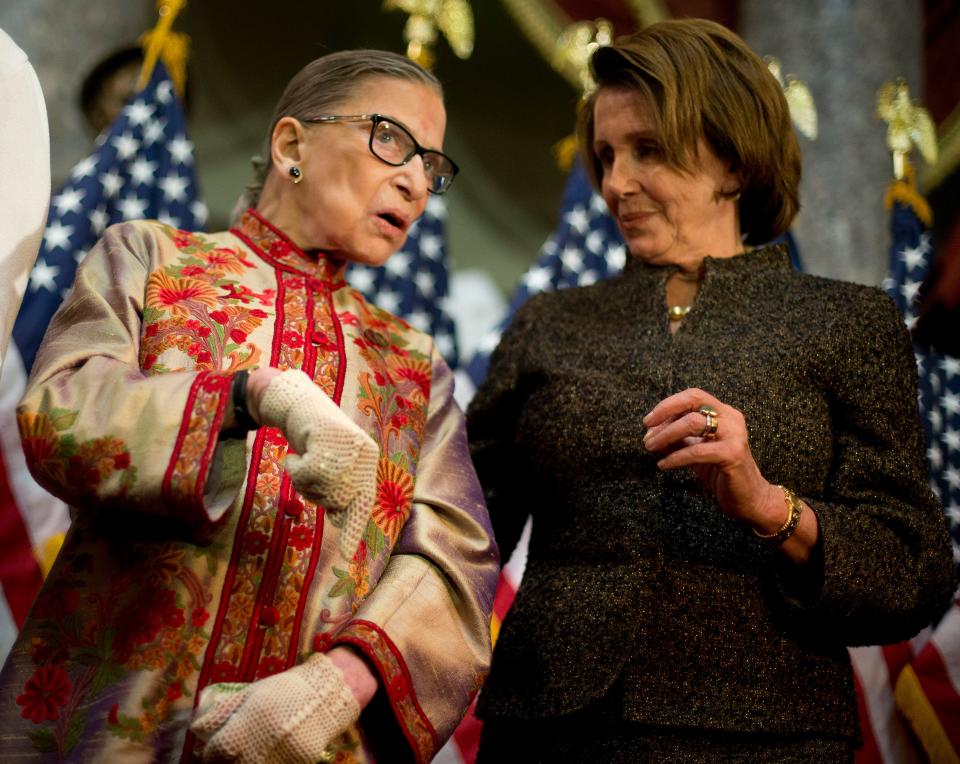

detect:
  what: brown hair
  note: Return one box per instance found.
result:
[247,50,442,205]
[576,18,801,244]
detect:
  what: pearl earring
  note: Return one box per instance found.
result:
[289,166,302,184]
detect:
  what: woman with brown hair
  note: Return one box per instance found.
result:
[0,49,498,763]
[468,18,955,761]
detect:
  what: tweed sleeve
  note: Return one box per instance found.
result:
[466,301,539,564]
[782,289,957,644]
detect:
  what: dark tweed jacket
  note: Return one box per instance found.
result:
[466,246,957,742]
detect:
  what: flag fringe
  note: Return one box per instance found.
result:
[893,664,960,764]
[36,531,65,579]
[884,162,933,227]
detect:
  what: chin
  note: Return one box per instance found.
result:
[345,247,398,268]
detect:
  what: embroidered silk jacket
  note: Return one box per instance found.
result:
[467,247,956,744]
[0,210,498,763]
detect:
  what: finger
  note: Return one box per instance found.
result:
[191,683,247,740]
[644,411,715,452]
[641,412,687,441]
[656,440,729,470]
[642,387,722,427]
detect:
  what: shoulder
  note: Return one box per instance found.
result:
[513,279,618,326]
[785,272,903,328]
[103,221,240,254]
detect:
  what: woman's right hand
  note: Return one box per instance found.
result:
[252,369,378,560]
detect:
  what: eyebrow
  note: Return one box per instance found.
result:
[377,113,443,154]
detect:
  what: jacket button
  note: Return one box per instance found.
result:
[259,606,280,628]
[282,497,304,518]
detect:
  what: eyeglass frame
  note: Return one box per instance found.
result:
[300,113,459,195]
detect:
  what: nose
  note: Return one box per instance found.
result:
[603,155,637,200]
[395,154,430,202]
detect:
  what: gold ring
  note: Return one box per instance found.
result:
[698,405,719,440]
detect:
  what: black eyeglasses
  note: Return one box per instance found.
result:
[302,113,458,195]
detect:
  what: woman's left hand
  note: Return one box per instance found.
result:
[642,388,783,529]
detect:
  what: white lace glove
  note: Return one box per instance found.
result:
[190,652,360,764]
[257,369,378,559]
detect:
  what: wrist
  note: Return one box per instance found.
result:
[752,485,803,544]
[325,646,378,709]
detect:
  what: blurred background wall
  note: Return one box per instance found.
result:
[2,0,958,295]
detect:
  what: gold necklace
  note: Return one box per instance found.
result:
[668,305,692,321]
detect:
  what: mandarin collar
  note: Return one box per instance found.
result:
[621,243,791,284]
[231,208,348,286]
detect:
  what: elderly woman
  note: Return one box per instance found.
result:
[1,50,498,763]
[467,19,956,762]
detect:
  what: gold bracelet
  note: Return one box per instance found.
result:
[753,485,803,544]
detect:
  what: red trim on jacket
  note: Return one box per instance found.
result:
[334,619,439,764]
[161,371,231,518]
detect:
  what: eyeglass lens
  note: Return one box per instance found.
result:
[370,119,455,194]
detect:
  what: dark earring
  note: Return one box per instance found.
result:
[289,166,302,184]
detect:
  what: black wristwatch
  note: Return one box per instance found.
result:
[223,369,258,439]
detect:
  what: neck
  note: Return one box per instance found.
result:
[256,182,308,251]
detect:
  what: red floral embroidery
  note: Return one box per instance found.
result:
[145,271,220,318]
[191,608,210,628]
[372,460,414,542]
[282,330,304,348]
[256,656,286,679]
[171,230,194,248]
[16,665,71,724]
[389,674,409,700]
[393,364,431,399]
[243,530,270,556]
[288,524,314,551]
[270,239,291,259]
[210,661,240,683]
[312,632,334,652]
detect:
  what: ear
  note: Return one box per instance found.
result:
[721,161,743,198]
[270,116,307,175]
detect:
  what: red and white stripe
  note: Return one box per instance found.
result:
[0,348,69,661]
[894,594,960,762]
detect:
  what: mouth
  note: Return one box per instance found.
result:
[375,210,409,235]
[618,210,655,225]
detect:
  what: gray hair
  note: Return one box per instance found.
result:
[244,50,443,207]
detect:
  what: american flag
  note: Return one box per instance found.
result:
[0,60,205,662]
[346,195,460,370]
[850,173,960,764]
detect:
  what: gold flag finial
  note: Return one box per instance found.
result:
[384,0,475,70]
[766,56,817,140]
[553,18,613,98]
[876,79,938,180]
[137,0,190,98]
